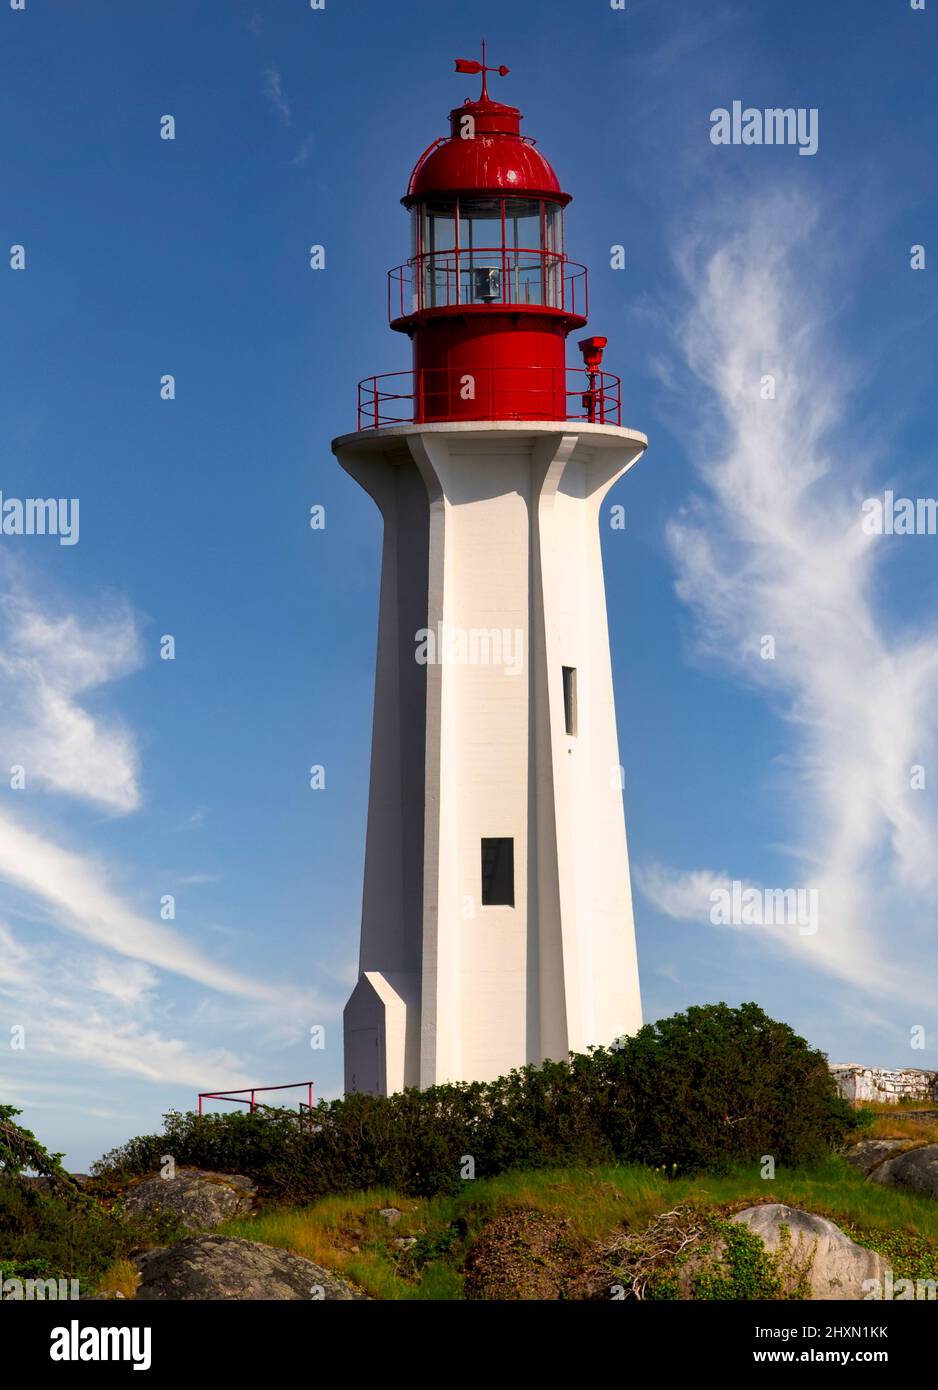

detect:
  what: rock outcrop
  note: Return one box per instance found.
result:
[871,1144,938,1198]
[830,1064,937,1106]
[732,1204,888,1300]
[135,1235,366,1300]
[120,1169,256,1231]
[843,1139,915,1176]
[590,1200,890,1301]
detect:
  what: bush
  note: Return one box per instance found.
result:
[0,1180,182,1288]
[93,1003,858,1201]
[595,1002,858,1173]
[1,1103,72,1188]
[0,1106,182,1287]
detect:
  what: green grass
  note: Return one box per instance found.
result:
[217,1154,938,1300]
[865,1113,938,1145]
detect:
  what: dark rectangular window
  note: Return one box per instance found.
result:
[562,666,577,736]
[481,838,514,907]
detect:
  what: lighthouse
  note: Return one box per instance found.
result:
[336,50,646,1096]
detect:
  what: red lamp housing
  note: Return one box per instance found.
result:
[358,62,620,429]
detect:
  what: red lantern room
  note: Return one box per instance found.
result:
[358,47,620,429]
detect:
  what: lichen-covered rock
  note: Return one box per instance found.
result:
[872,1144,938,1197]
[134,1236,366,1300]
[843,1139,914,1176]
[120,1169,255,1231]
[732,1205,888,1300]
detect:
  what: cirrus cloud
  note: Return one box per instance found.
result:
[640,187,938,1006]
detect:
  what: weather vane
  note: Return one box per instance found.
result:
[454,38,510,102]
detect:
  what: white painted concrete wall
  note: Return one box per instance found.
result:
[335,422,647,1095]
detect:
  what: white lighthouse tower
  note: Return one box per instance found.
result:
[337,52,646,1095]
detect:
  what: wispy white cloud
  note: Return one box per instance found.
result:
[0,568,338,1112]
[640,3,738,81]
[263,64,291,126]
[642,187,938,1002]
[636,864,730,924]
[0,808,289,1003]
[0,583,142,812]
[634,862,901,999]
[0,926,250,1089]
[88,957,159,1009]
[0,920,31,986]
[293,134,314,167]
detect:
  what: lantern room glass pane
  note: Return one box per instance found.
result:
[423,200,458,252]
[505,199,542,252]
[458,197,502,304]
[504,198,543,306]
[414,196,566,311]
[543,203,563,307]
[544,202,562,253]
[418,200,458,308]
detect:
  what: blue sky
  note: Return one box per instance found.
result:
[2,0,936,1169]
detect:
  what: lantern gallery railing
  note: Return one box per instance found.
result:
[357,365,621,430]
[388,250,588,322]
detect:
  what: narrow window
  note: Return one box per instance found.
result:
[562,666,577,736]
[481,838,514,907]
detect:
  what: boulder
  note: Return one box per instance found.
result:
[135,1236,366,1300]
[732,1204,888,1300]
[843,1139,914,1176]
[377,1207,402,1226]
[120,1169,255,1231]
[872,1144,938,1197]
[16,1171,90,1196]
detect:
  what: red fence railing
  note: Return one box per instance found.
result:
[197,1081,314,1117]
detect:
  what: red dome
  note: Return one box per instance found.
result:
[404,98,571,206]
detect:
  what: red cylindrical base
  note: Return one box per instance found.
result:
[412,312,570,422]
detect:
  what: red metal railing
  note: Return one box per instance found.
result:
[197,1081,314,1117]
[388,250,588,322]
[357,365,621,430]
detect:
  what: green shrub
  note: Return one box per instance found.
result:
[1,1104,72,1189]
[93,1003,858,1200]
[593,1002,858,1173]
[0,1107,182,1288]
[844,1223,938,1286]
[0,1179,182,1288]
[688,1217,812,1301]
